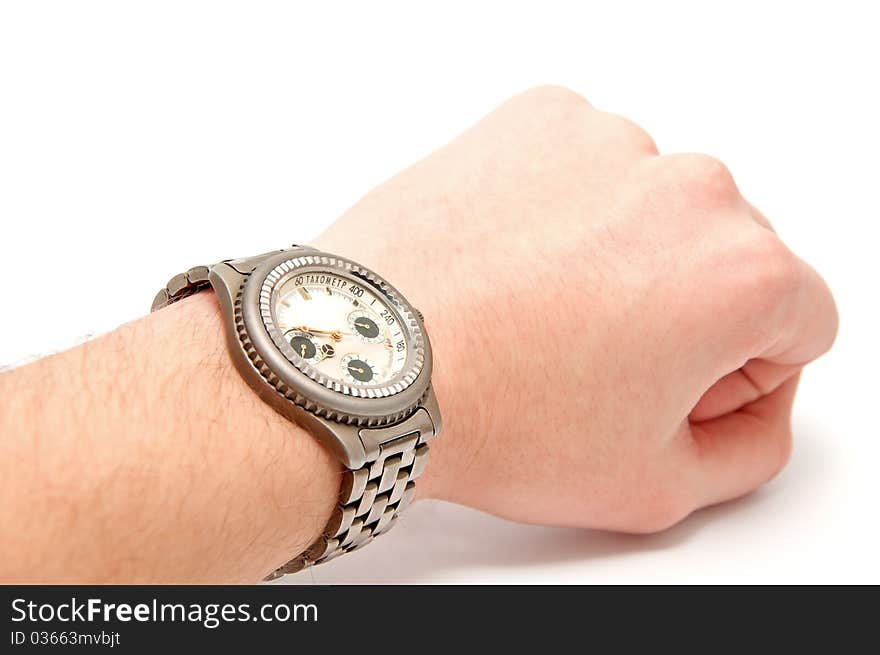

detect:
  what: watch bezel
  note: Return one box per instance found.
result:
[238,249,432,426]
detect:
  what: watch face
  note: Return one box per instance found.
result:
[253,253,427,404]
[272,272,409,387]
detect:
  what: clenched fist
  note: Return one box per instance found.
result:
[315,86,838,533]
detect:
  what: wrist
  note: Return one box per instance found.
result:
[150,241,456,578]
[310,232,483,507]
[154,292,340,580]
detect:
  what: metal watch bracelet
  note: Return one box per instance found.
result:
[151,262,436,580]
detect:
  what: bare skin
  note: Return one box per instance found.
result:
[0,87,837,583]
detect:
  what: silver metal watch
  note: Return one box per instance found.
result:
[151,245,441,579]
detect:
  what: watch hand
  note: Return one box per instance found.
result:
[349,366,365,374]
[298,326,354,341]
[300,343,306,357]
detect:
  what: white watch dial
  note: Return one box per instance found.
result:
[273,272,409,386]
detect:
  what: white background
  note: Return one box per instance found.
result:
[1,2,877,583]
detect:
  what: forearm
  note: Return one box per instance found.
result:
[0,291,339,583]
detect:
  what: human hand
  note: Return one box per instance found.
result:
[314,86,838,533]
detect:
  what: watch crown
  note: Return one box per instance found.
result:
[415,308,424,322]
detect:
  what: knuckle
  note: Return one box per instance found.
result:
[709,232,803,353]
[597,111,658,154]
[652,153,740,205]
[686,154,737,192]
[505,85,596,152]
[738,232,801,298]
[519,84,593,112]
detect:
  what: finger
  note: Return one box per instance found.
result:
[703,237,838,387]
[715,200,835,368]
[688,373,800,506]
[689,359,801,422]
[762,256,839,365]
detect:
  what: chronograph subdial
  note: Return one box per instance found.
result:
[285,330,322,364]
[348,311,383,343]
[340,353,378,385]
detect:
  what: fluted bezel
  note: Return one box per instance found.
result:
[236,250,431,426]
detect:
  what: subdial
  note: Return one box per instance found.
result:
[341,353,377,384]
[348,311,383,343]
[286,330,321,364]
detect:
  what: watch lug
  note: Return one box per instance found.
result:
[358,408,434,461]
[288,410,368,470]
[208,262,246,329]
[224,244,315,275]
[420,386,443,438]
[208,262,369,471]
[356,388,442,462]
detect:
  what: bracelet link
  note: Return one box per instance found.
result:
[265,405,435,581]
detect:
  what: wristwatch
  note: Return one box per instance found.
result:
[151,245,441,579]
